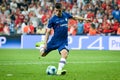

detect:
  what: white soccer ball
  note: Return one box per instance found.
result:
[46,65,57,75]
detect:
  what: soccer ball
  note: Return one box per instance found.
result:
[46,65,57,75]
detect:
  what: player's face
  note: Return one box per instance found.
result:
[55,8,62,17]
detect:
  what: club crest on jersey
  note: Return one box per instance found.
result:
[65,18,67,21]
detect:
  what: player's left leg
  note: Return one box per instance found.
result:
[57,49,68,75]
[36,41,57,57]
[35,41,48,57]
[40,44,49,57]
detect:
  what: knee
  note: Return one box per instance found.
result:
[61,52,68,59]
[60,49,68,59]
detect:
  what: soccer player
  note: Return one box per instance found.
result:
[36,2,89,75]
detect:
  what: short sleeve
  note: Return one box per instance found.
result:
[64,12,73,19]
[48,18,54,28]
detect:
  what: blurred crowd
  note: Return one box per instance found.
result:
[0,0,120,36]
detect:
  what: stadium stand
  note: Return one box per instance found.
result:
[0,0,120,35]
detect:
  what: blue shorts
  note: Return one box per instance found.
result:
[44,41,69,54]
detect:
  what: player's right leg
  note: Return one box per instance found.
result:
[56,70,67,75]
[56,49,68,75]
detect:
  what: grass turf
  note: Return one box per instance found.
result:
[0,49,120,80]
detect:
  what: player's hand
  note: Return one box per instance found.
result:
[85,18,92,21]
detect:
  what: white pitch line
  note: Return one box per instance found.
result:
[6,74,13,77]
[0,61,120,65]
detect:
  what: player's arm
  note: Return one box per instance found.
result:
[72,15,91,21]
[44,28,51,48]
[44,16,53,46]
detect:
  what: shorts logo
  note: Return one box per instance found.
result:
[65,45,68,49]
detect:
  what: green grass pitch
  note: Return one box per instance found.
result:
[0,49,120,80]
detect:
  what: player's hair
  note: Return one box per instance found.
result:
[55,3,62,9]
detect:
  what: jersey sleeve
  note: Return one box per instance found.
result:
[64,12,73,19]
[47,18,54,28]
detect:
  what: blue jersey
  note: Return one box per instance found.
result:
[45,12,72,54]
[48,12,72,44]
